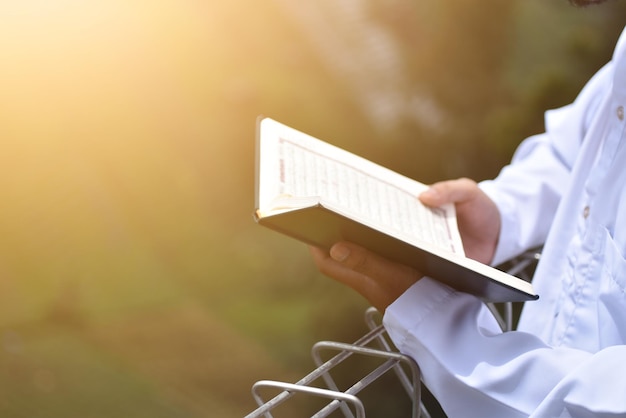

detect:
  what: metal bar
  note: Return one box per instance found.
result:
[245,325,388,418]
[364,308,416,397]
[363,309,432,418]
[251,380,366,418]
[312,341,421,418]
[313,358,399,418]
[309,340,356,418]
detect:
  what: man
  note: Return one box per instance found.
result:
[310,2,626,416]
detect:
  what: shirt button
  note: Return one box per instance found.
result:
[618,105,624,121]
[583,205,590,219]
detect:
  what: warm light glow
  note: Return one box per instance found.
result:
[0,0,271,322]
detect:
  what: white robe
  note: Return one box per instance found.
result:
[384,27,626,417]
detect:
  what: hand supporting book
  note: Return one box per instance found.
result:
[254,117,538,303]
[310,241,423,314]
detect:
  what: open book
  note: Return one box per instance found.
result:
[254,117,538,303]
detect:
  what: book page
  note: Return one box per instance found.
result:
[269,128,464,256]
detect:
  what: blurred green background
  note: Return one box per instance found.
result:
[0,0,624,416]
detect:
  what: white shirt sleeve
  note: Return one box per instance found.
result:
[480,63,613,266]
[383,279,626,417]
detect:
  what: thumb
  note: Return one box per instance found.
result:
[419,177,478,207]
[329,242,372,272]
[329,241,422,284]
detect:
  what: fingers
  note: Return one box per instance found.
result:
[309,244,380,305]
[419,177,479,207]
[309,243,375,290]
[329,242,403,280]
[309,242,422,312]
[310,242,386,276]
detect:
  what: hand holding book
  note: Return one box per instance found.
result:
[255,118,537,303]
[310,242,423,313]
[419,178,501,266]
[309,178,502,312]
